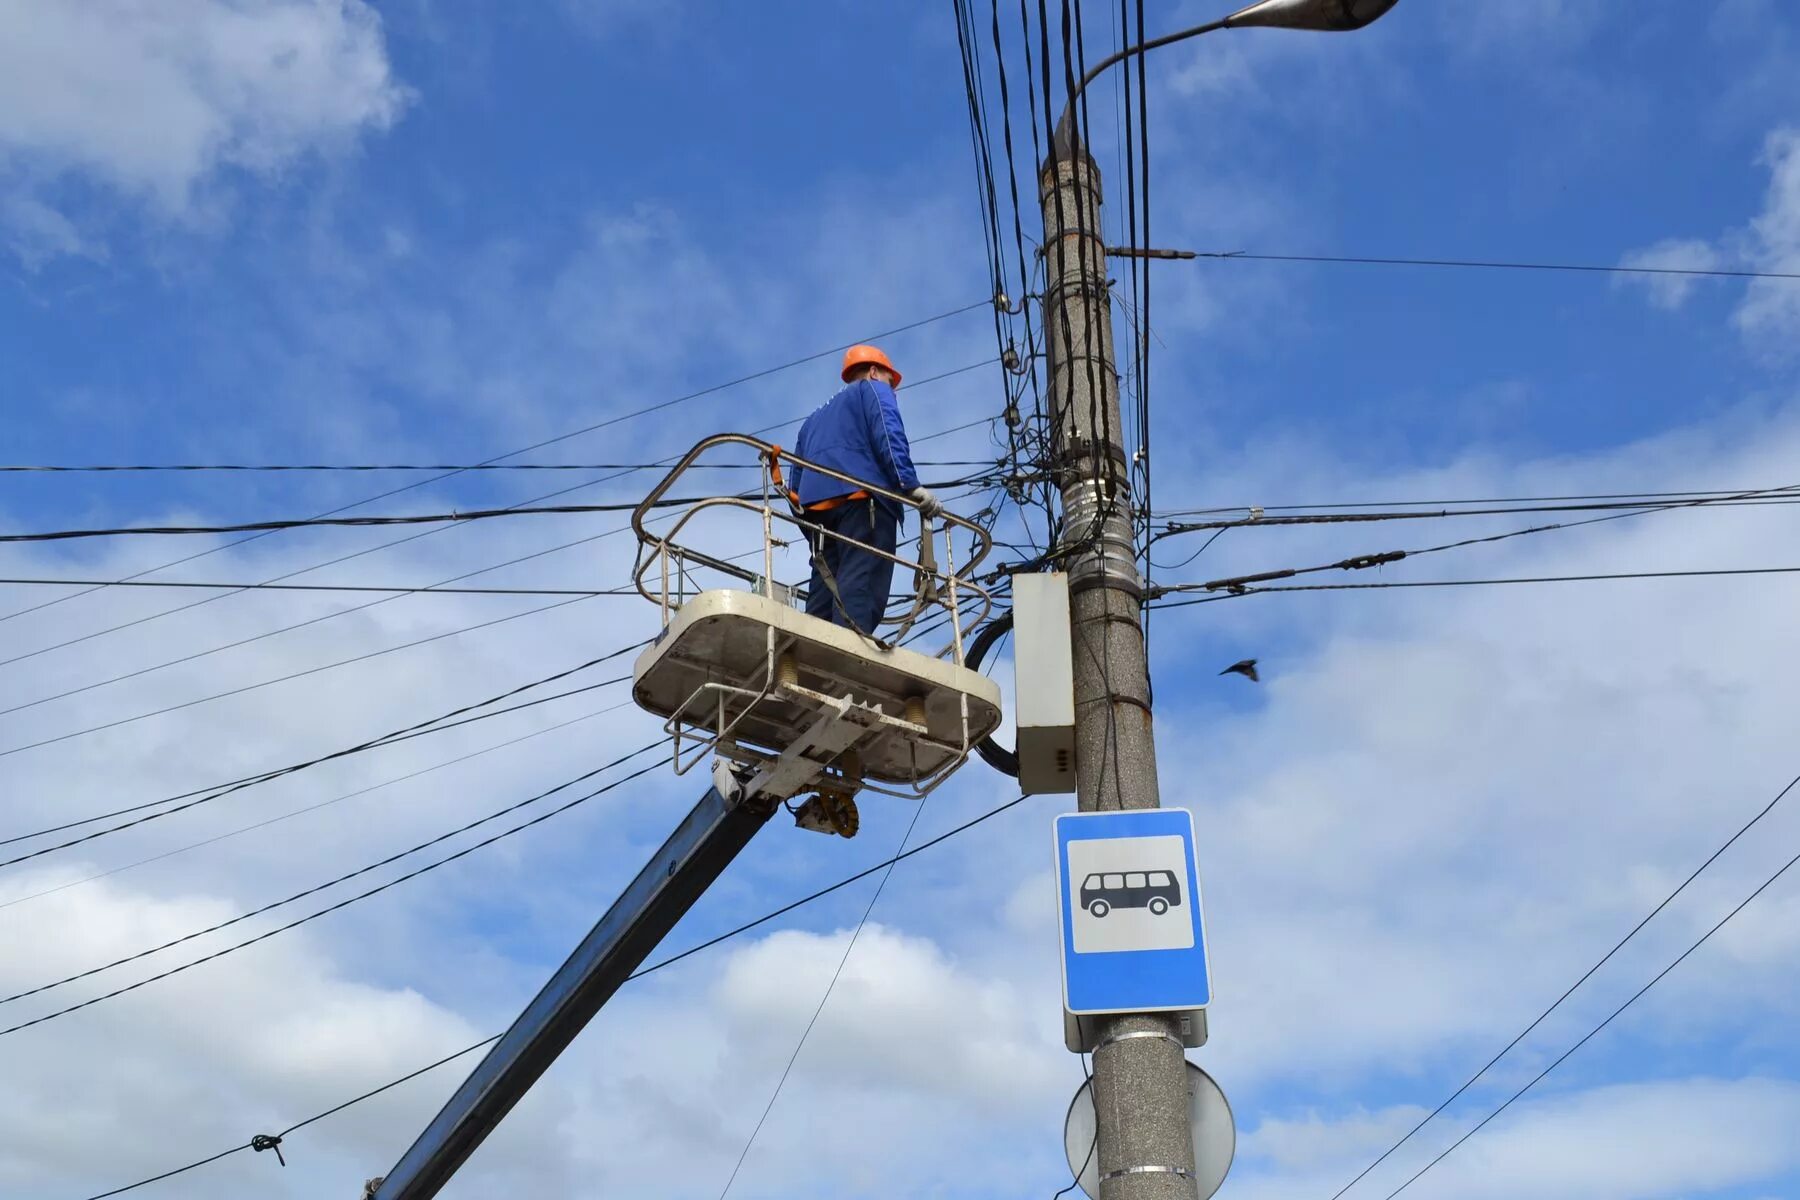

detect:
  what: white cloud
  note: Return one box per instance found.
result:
[0,0,407,257]
[1619,126,1800,355]
[1,194,99,267]
[1616,237,1722,309]
[1735,128,1800,349]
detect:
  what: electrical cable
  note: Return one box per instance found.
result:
[1152,485,1800,517]
[0,700,633,913]
[1183,249,1800,282]
[0,577,628,596]
[1,742,664,1009]
[0,594,597,762]
[0,371,995,728]
[1326,767,1800,1200]
[1150,564,1800,608]
[0,754,667,1040]
[0,458,991,474]
[714,788,936,1200]
[0,301,989,627]
[1368,799,1800,1200]
[0,673,628,856]
[70,791,1034,1200]
[0,497,722,544]
[1156,481,1800,598]
[1150,494,1800,535]
[0,640,646,855]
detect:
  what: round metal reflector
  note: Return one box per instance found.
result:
[1061,1061,1235,1200]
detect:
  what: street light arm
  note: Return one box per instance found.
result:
[1053,19,1226,157]
[1050,0,1399,156]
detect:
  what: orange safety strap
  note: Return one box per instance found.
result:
[767,445,869,513]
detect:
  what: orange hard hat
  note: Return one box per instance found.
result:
[841,344,902,387]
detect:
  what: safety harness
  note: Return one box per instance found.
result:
[765,447,938,647]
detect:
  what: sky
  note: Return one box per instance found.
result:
[4,1,1800,1198]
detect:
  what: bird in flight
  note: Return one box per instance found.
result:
[1219,658,1259,682]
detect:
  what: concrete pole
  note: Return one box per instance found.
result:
[1041,147,1198,1200]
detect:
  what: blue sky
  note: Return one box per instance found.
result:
[5,2,1800,1199]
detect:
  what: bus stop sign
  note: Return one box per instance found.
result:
[1055,809,1211,1016]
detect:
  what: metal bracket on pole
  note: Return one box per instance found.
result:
[365,778,775,1200]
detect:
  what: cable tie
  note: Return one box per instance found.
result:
[250,1133,285,1166]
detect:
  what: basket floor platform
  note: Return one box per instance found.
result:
[632,590,1003,789]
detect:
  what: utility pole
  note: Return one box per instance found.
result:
[1042,143,1196,1198]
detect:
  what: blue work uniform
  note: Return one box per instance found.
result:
[788,378,922,634]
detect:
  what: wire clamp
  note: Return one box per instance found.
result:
[251,1133,286,1166]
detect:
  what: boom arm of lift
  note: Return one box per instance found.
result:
[364,767,775,1200]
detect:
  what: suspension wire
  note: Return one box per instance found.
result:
[0,641,647,856]
[0,756,668,1040]
[0,700,633,914]
[0,303,990,628]
[70,792,1035,1200]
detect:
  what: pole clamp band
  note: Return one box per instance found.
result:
[1093,1028,1186,1054]
[1099,1165,1196,1183]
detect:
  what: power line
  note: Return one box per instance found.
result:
[1179,249,1800,282]
[0,642,645,855]
[1,469,999,542]
[0,498,681,544]
[1149,564,1800,607]
[0,594,598,762]
[0,381,995,722]
[1368,795,1800,1200]
[1152,494,1800,535]
[0,700,633,914]
[715,777,933,1199]
[1327,768,1800,1200]
[0,755,667,1040]
[1153,485,1800,518]
[0,577,625,596]
[0,742,664,1012]
[70,792,1033,1200]
[1155,481,1800,597]
[0,458,995,473]
[0,301,988,627]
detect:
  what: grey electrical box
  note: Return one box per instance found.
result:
[1012,572,1077,794]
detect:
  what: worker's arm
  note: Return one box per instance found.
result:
[861,380,922,495]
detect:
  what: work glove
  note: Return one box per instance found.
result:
[910,486,945,520]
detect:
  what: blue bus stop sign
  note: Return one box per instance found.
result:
[1056,809,1211,1016]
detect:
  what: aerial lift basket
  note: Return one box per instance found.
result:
[628,434,1004,806]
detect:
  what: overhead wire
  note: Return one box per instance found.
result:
[714,778,935,1200]
[1178,249,1800,282]
[0,365,992,697]
[1152,480,1800,599]
[1327,767,1800,1200]
[1366,784,1800,1200]
[0,457,992,473]
[1152,485,1800,518]
[0,641,647,856]
[0,577,629,596]
[70,791,1034,1200]
[0,700,634,913]
[0,301,990,628]
[0,753,668,1039]
[0,594,597,762]
[1150,564,1800,607]
[0,384,996,750]
[1,742,666,1013]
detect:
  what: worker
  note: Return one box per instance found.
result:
[787,344,943,635]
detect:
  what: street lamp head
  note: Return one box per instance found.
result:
[1222,0,1400,32]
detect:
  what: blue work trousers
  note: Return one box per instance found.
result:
[804,498,898,635]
